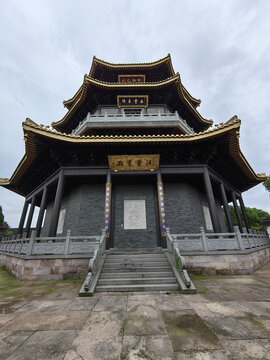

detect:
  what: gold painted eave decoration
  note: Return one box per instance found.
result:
[89,54,174,77]
[1,116,266,195]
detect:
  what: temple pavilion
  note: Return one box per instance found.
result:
[0,55,267,250]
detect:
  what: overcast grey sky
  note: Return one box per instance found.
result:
[0,0,270,227]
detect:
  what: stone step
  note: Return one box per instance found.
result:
[95,283,179,292]
[98,277,177,286]
[99,271,174,279]
[103,261,169,268]
[105,255,166,262]
[109,248,163,254]
[106,257,167,263]
[101,266,171,273]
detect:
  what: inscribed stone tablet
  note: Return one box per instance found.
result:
[203,205,213,231]
[124,200,147,229]
[57,208,66,234]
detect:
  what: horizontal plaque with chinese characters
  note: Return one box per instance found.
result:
[118,74,146,83]
[117,95,148,108]
[108,154,159,172]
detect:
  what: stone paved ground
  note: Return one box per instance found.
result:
[0,262,269,360]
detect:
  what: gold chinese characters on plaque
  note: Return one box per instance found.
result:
[118,74,145,83]
[117,95,148,108]
[108,155,160,172]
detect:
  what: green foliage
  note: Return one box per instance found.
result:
[226,205,270,230]
[0,206,4,226]
[263,176,270,192]
[0,206,11,237]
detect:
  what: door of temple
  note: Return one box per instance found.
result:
[111,182,159,248]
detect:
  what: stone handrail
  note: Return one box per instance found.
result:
[166,227,193,289]
[81,229,106,295]
[0,230,100,257]
[171,226,270,253]
[71,111,195,135]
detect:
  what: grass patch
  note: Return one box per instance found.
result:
[0,267,82,313]
[190,275,212,280]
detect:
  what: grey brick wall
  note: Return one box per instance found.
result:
[41,184,105,237]
[164,182,226,233]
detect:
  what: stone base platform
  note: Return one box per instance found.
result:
[1,247,270,281]
[0,254,90,281]
[185,247,270,275]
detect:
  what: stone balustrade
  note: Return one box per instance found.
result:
[0,230,101,258]
[71,111,195,135]
[171,226,270,254]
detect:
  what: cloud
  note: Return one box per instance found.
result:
[0,0,270,226]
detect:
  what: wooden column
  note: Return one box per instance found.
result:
[239,195,250,232]
[17,199,29,236]
[232,192,243,233]
[203,168,221,233]
[48,170,65,237]
[35,186,48,237]
[25,196,36,238]
[219,182,234,232]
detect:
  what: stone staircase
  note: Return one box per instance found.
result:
[95,248,179,292]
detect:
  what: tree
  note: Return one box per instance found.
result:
[0,206,12,237]
[263,176,270,193]
[227,205,270,230]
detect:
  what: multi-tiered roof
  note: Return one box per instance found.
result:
[0,55,266,197]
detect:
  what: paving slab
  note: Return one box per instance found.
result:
[127,296,157,312]
[0,314,17,327]
[0,331,33,360]
[175,350,229,360]
[64,296,100,311]
[92,294,127,312]
[161,309,221,351]
[125,301,167,336]
[222,339,270,360]
[202,315,263,340]
[64,310,124,360]
[241,301,270,317]
[121,335,174,360]
[15,299,72,313]
[5,330,77,360]
[1,311,90,331]
[154,293,193,311]
[190,301,250,318]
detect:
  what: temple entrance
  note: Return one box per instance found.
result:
[111,181,159,248]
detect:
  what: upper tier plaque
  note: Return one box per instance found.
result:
[118,74,145,83]
[117,95,148,108]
